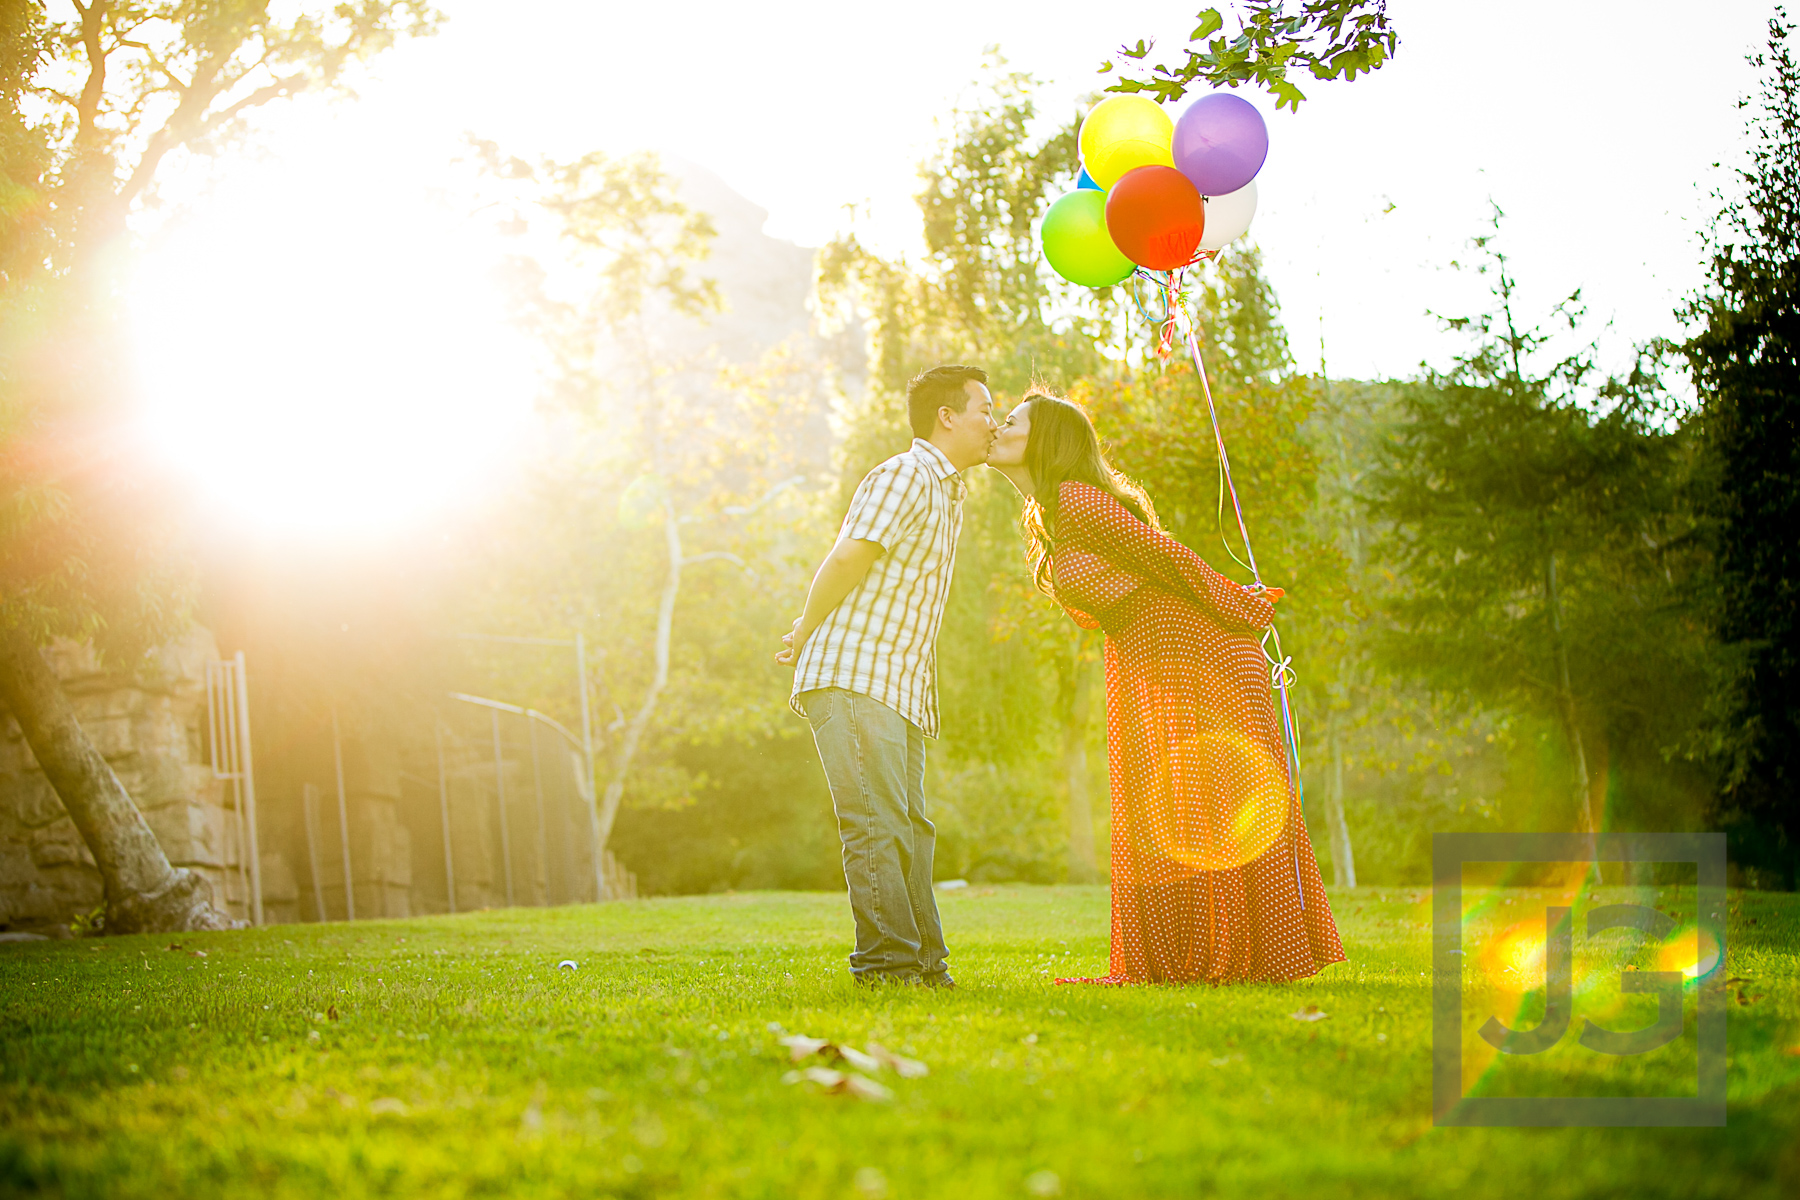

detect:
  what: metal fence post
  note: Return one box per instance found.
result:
[436,720,456,914]
[331,708,355,921]
[529,716,548,905]
[491,707,513,907]
[231,653,263,926]
[301,783,327,922]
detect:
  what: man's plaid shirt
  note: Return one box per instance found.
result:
[790,439,966,738]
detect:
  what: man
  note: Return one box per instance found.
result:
[774,365,996,986]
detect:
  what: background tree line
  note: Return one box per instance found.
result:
[4,5,1794,932]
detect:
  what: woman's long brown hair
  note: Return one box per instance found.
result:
[1018,389,1160,595]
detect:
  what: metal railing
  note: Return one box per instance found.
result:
[204,653,262,925]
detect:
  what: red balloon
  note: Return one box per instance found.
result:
[1104,165,1205,270]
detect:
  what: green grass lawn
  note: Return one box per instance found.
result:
[2,884,1797,1199]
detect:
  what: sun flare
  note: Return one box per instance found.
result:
[127,134,535,535]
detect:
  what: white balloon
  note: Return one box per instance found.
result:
[1199,179,1258,251]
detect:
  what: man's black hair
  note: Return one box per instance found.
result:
[906,365,989,438]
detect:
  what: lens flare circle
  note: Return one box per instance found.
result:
[1656,923,1722,987]
[1481,917,1548,991]
[1130,728,1290,875]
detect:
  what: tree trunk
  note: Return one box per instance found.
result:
[0,627,237,933]
[593,496,682,865]
[1545,552,1596,833]
[1323,713,1357,888]
[1059,632,1098,883]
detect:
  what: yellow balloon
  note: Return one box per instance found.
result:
[1079,95,1175,188]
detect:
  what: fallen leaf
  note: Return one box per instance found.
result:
[189,950,207,958]
[836,1045,881,1074]
[165,943,183,952]
[778,1034,830,1062]
[327,1005,339,1021]
[842,1074,893,1102]
[1289,1006,1330,1022]
[867,1042,929,1078]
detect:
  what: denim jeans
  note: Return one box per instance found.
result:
[800,688,950,982]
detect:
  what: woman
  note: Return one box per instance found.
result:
[988,389,1344,984]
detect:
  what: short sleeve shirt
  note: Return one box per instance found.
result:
[790,439,966,737]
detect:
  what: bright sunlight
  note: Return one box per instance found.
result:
[127,119,534,534]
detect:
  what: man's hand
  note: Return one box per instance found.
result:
[774,617,806,666]
[773,538,883,670]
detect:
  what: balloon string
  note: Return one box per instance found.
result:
[1170,279,1260,582]
[1166,276,1310,904]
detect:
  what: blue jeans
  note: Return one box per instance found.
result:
[800,688,950,982]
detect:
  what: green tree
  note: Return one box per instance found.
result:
[1104,2,1398,110]
[1682,13,1800,884]
[1374,217,1710,839]
[1069,249,1350,877]
[818,64,1131,880]
[821,64,1333,880]
[470,142,833,869]
[0,0,438,932]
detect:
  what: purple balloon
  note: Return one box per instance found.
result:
[1173,92,1269,196]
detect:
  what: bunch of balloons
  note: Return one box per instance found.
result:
[1041,92,1268,288]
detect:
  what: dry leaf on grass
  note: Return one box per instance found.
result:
[777,1035,831,1062]
[1289,1006,1330,1022]
[782,1066,892,1101]
[867,1042,929,1078]
[836,1045,881,1073]
[778,1035,897,1076]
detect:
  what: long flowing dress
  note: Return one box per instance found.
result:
[1048,480,1345,984]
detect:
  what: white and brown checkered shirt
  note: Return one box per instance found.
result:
[790,439,966,738]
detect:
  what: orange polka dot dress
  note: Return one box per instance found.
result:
[1048,481,1345,985]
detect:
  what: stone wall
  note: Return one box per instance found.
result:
[0,629,283,931]
[1,631,630,933]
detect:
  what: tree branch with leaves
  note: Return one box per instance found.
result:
[1103,1,1397,111]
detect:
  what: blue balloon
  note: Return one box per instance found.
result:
[1076,167,1102,191]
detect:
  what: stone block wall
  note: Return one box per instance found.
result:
[0,628,278,931]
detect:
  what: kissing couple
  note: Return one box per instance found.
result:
[774,365,1345,988]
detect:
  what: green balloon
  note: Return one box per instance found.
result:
[1041,190,1136,288]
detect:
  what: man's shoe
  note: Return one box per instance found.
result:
[920,973,956,989]
[853,970,921,988]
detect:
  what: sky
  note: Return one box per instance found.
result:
[350,0,1772,379]
[125,0,1778,530]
